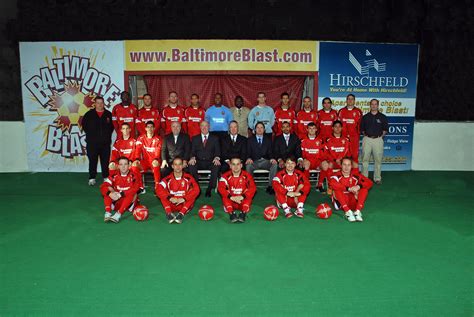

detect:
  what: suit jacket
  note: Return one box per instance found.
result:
[273,133,302,161]
[161,133,191,163]
[247,134,273,161]
[191,134,221,161]
[221,134,248,162]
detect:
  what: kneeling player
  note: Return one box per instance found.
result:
[300,122,326,191]
[218,157,257,223]
[100,156,140,223]
[136,121,162,188]
[272,156,310,218]
[156,157,200,224]
[329,157,373,222]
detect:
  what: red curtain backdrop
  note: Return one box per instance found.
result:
[144,75,307,111]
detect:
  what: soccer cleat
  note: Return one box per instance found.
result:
[294,211,304,218]
[166,213,176,224]
[138,188,146,195]
[375,180,382,185]
[285,210,293,218]
[88,179,96,186]
[104,212,112,222]
[238,212,247,223]
[354,210,363,222]
[230,212,239,223]
[175,212,184,224]
[109,212,121,223]
[345,210,356,222]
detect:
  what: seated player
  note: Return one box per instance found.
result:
[217,157,257,223]
[329,157,373,222]
[109,123,143,191]
[135,121,162,189]
[100,156,140,223]
[272,156,310,218]
[156,157,200,224]
[300,122,327,191]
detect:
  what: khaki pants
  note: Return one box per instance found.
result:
[361,136,384,181]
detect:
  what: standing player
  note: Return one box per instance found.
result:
[135,121,162,189]
[296,96,318,140]
[273,92,296,136]
[100,157,140,223]
[205,93,233,140]
[329,157,373,222]
[317,97,338,141]
[112,91,138,138]
[218,157,257,223]
[272,156,311,218]
[185,93,205,138]
[156,157,200,224]
[161,91,187,135]
[338,94,363,163]
[136,94,161,136]
[248,92,275,137]
[300,122,327,191]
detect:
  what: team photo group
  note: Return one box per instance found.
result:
[83,89,388,224]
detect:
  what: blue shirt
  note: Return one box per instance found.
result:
[205,105,233,132]
[248,105,275,134]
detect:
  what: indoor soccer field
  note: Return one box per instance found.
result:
[1,171,472,316]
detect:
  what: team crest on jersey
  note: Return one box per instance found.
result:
[177,110,180,114]
[199,111,202,115]
[221,111,225,115]
[311,114,314,118]
[256,112,260,116]
[130,141,133,146]
[342,139,346,144]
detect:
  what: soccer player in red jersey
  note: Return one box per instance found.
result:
[329,157,373,222]
[218,157,257,223]
[296,96,318,140]
[136,94,161,136]
[161,91,187,135]
[156,157,200,224]
[273,92,297,136]
[324,120,352,172]
[135,121,162,187]
[185,93,205,138]
[300,122,327,191]
[112,91,138,139]
[272,156,311,218]
[338,94,363,162]
[100,156,140,223]
[317,97,338,141]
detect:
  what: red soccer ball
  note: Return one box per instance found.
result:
[133,205,149,221]
[198,205,214,221]
[316,203,332,219]
[264,205,279,221]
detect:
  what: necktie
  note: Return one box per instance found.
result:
[203,135,207,147]
[285,135,289,146]
[258,137,262,146]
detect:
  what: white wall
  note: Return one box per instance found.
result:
[412,122,474,171]
[1,121,473,172]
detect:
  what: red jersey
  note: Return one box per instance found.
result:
[324,135,351,162]
[112,103,138,136]
[296,109,318,139]
[217,170,257,198]
[301,136,325,162]
[100,170,140,196]
[161,105,187,135]
[317,109,338,140]
[136,107,161,136]
[328,170,373,194]
[185,106,205,138]
[338,106,363,137]
[110,137,138,162]
[135,134,162,163]
[273,106,297,136]
[157,172,200,200]
[272,169,310,195]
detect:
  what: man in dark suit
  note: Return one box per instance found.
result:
[245,121,277,194]
[220,120,247,172]
[161,121,191,177]
[273,121,303,169]
[188,121,221,197]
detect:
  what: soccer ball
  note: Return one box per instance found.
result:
[198,205,214,221]
[316,203,332,219]
[263,205,279,221]
[133,205,149,221]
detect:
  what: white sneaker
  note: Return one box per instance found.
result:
[354,210,363,222]
[88,179,96,186]
[345,210,356,222]
[110,212,121,223]
[104,212,112,222]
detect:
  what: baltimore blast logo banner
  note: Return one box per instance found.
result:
[20,41,124,171]
[318,42,419,171]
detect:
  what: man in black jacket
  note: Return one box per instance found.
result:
[188,121,221,197]
[82,96,114,185]
[220,120,247,172]
[161,121,191,177]
[273,121,303,169]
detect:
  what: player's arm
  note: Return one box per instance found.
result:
[243,173,257,199]
[188,175,201,200]
[217,176,230,198]
[111,107,119,132]
[272,174,287,195]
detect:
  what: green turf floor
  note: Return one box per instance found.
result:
[0,172,472,316]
